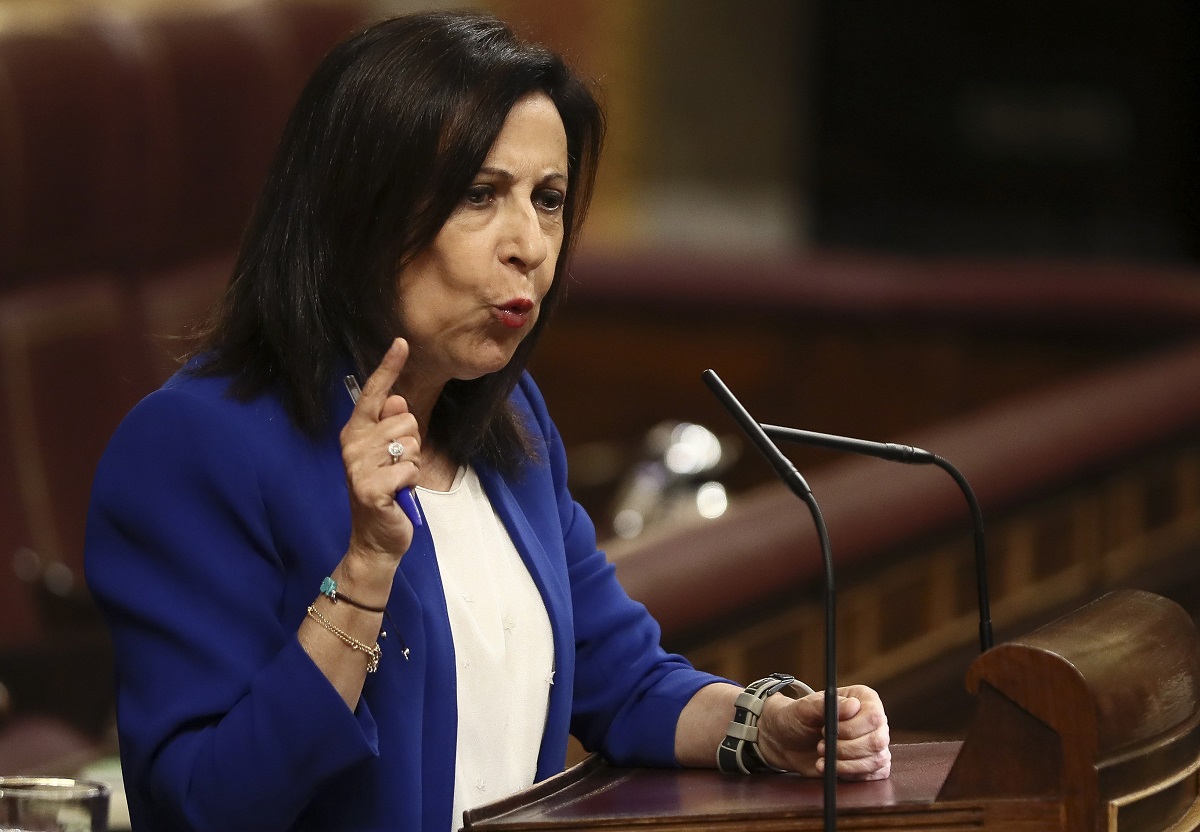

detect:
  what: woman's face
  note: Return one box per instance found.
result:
[396,92,569,387]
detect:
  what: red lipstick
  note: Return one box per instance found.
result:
[493,298,534,329]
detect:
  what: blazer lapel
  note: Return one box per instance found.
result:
[475,465,569,648]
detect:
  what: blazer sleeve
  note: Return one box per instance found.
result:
[84,385,377,832]
[514,374,729,767]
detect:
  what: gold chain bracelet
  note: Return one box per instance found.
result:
[306,604,382,672]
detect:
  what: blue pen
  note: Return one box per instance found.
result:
[343,375,424,527]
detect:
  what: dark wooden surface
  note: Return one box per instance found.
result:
[466,743,1063,831]
[466,743,957,829]
[469,591,1200,832]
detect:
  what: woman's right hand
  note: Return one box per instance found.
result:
[339,338,422,573]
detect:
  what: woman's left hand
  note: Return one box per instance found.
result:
[756,685,891,781]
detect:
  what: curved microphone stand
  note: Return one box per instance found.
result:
[702,370,838,832]
[760,424,993,652]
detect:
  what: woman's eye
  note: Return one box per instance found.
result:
[535,189,565,213]
[464,185,493,206]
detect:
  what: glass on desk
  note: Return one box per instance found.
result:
[0,777,110,832]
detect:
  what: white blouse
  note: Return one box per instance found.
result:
[417,467,556,832]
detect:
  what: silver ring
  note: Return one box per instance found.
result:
[387,440,404,464]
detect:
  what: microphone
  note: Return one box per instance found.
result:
[702,370,838,832]
[759,423,993,652]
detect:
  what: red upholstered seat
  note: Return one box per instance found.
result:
[0,13,158,283]
[0,0,371,592]
[0,0,371,773]
[0,2,367,283]
[277,0,368,80]
[135,6,300,264]
[0,276,152,597]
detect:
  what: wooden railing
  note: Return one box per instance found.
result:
[533,251,1200,529]
[606,338,1200,731]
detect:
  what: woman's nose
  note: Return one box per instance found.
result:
[501,199,549,273]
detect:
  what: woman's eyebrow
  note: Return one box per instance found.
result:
[476,166,568,185]
[476,166,513,181]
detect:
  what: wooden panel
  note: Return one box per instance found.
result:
[944,591,1200,832]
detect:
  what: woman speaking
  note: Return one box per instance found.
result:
[85,11,890,832]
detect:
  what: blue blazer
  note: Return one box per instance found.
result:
[85,368,722,832]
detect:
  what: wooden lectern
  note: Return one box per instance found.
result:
[465,590,1200,831]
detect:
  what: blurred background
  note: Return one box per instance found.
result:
[1,0,1199,824]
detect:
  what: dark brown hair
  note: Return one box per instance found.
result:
[196,11,604,471]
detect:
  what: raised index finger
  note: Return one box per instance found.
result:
[352,338,409,422]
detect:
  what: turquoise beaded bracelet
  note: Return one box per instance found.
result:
[320,576,387,613]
